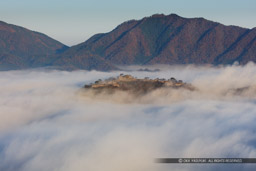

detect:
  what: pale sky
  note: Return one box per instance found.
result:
[0,0,255,46]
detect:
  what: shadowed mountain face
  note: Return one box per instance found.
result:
[0,21,68,70]
[62,14,256,66]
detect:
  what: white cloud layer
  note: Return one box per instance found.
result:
[0,64,256,171]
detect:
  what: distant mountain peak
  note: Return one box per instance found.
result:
[150,13,166,18]
[59,13,255,70]
[144,13,183,20]
[169,13,180,17]
[0,20,68,70]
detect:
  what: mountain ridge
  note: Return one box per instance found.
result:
[0,13,255,71]
[0,20,68,70]
[60,13,255,68]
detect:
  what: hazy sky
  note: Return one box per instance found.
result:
[0,0,255,46]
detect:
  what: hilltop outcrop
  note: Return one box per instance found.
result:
[84,74,195,95]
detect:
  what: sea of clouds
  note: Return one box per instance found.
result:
[0,63,256,171]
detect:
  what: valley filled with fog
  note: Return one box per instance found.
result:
[1,63,256,171]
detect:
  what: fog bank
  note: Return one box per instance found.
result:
[0,64,256,171]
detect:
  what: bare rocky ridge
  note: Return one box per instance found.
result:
[84,74,195,95]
